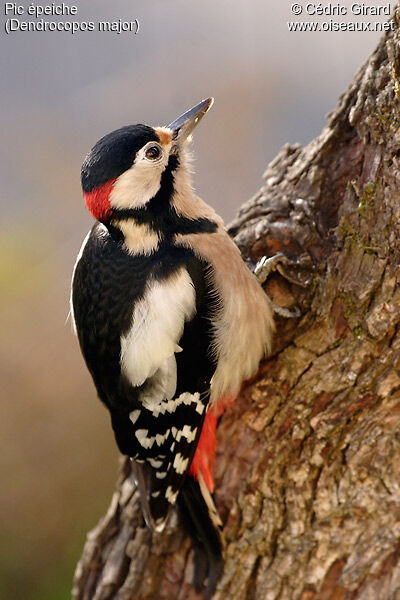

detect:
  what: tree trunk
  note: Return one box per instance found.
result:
[72,13,400,600]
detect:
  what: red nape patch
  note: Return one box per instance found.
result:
[190,396,234,492]
[84,178,116,222]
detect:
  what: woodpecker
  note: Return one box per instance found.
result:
[71,98,274,597]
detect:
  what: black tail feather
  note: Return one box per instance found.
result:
[177,475,224,599]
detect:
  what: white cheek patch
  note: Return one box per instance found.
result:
[109,162,163,210]
[109,143,169,211]
[120,268,196,391]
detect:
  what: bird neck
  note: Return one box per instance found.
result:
[105,164,223,256]
[108,219,161,256]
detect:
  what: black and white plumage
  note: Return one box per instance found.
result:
[73,222,215,529]
[71,99,274,596]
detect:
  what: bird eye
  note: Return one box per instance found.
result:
[145,145,161,160]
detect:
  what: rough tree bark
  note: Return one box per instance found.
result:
[72,13,400,600]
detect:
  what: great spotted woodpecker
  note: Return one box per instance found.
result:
[71,98,274,597]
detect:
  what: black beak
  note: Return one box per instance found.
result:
[167,98,214,143]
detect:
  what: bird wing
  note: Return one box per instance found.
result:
[119,266,196,393]
[119,260,216,530]
[130,391,209,531]
[72,226,216,530]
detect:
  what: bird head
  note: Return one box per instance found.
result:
[81,98,214,224]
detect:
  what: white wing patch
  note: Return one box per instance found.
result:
[173,453,189,474]
[165,486,179,504]
[143,390,204,419]
[138,354,178,411]
[129,409,141,425]
[120,268,196,396]
[135,428,171,449]
[172,424,197,443]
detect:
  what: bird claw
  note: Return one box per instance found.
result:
[254,253,288,284]
[254,252,310,287]
[254,252,310,319]
[272,302,301,319]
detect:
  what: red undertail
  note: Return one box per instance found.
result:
[189,396,234,491]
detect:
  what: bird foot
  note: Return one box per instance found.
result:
[271,302,301,319]
[254,253,308,319]
[254,252,309,287]
[254,253,286,284]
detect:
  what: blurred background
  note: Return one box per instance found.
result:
[0,1,387,598]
